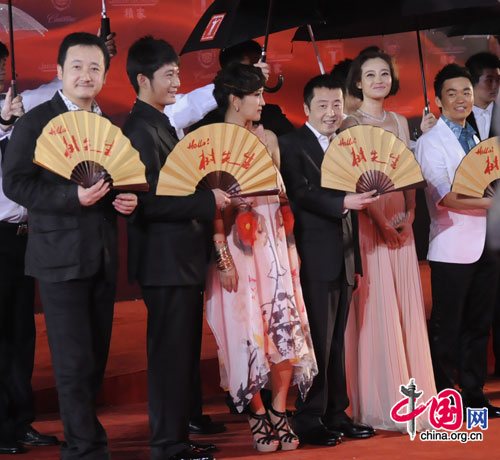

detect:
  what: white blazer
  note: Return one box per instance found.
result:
[415,118,486,264]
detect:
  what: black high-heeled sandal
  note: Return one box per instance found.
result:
[267,406,299,451]
[247,411,279,452]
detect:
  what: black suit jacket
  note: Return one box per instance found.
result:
[2,92,119,283]
[279,124,361,283]
[123,100,216,287]
[467,103,497,140]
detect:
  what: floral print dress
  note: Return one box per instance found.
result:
[205,194,318,412]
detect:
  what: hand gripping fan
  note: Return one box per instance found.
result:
[321,125,426,194]
[452,137,500,197]
[156,122,278,197]
[34,110,149,191]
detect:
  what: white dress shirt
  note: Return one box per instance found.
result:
[472,102,494,141]
[305,121,331,152]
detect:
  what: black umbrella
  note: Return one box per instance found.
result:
[293,0,500,111]
[181,0,324,92]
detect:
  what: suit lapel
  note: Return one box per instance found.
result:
[132,100,178,164]
[298,124,325,174]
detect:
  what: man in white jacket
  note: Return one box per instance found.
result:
[415,63,500,417]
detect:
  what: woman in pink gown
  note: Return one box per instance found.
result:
[341,47,437,433]
[204,63,317,452]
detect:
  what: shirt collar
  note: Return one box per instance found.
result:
[472,101,494,118]
[440,115,476,141]
[305,121,332,152]
[58,89,102,116]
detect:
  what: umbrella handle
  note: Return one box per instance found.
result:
[264,75,283,93]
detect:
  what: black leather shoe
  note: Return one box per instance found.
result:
[295,425,341,446]
[188,441,217,453]
[0,440,26,454]
[486,403,500,418]
[327,419,375,439]
[167,447,214,460]
[188,415,226,435]
[16,425,59,446]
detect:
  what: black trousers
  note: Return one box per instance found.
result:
[142,285,204,459]
[0,228,35,441]
[429,250,499,403]
[38,269,116,460]
[492,270,500,375]
[293,273,352,431]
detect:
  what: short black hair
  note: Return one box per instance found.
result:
[346,46,399,100]
[57,32,110,72]
[0,41,8,60]
[213,62,265,115]
[303,74,343,108]
[126,36,179,94]
[219,40,262,68]
[434,63,472,100]
[465,52,500,85]
[330,58,353,93]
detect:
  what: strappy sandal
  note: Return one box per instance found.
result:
[267,406,299,451]
[247,411,279,452]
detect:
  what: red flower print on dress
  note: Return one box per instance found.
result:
[280,204,295,236]
[236,210,258,247]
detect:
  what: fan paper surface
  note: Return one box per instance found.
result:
[321,125,425,194]
[156,123,278,197]
[35,111,148,191]
[452,137,500,197]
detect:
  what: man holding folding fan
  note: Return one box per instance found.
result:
[415,63,500,418]
[123,36,229,460]
[279,74,377,446]
[2,32,137,460]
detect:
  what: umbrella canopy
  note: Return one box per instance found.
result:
[0,3,47,39]
[181,0,323,54]
[293,0,500,41]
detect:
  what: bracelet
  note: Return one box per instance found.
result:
[213,239,226,244]
[215,244,234,272]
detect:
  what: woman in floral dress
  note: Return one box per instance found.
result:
[205,63,317,452]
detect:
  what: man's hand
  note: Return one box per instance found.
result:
[343,190,379,210]
[212,188,231,210]
[113,193,137,215]
[420,108,437,134]
[254,59,270,82]
[78,179,110,206]
[97,29,117,58]
[0,87,24,130]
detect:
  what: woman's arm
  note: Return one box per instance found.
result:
[213,208,239,292]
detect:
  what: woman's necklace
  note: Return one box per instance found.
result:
[357,108,387,123]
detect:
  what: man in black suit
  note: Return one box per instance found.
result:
[123,37,229,460]
[465,52,500,376]
[465,52,500,141]
[0,41,60,455]
[279,75,377,446]
[2,33,137,460]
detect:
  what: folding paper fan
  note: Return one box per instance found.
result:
[452,137,500,197]
[156,123,278,197]
[321,125,426,194]
[34,111,148,191]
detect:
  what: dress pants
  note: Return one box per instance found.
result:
[429,249,500,403]
[142,285,203,459]
[492,270,500,375]
[0,228,35,441]
[38,267,116,460]
[293,272,352,431]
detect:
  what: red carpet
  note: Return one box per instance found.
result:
[25,262,500,459]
